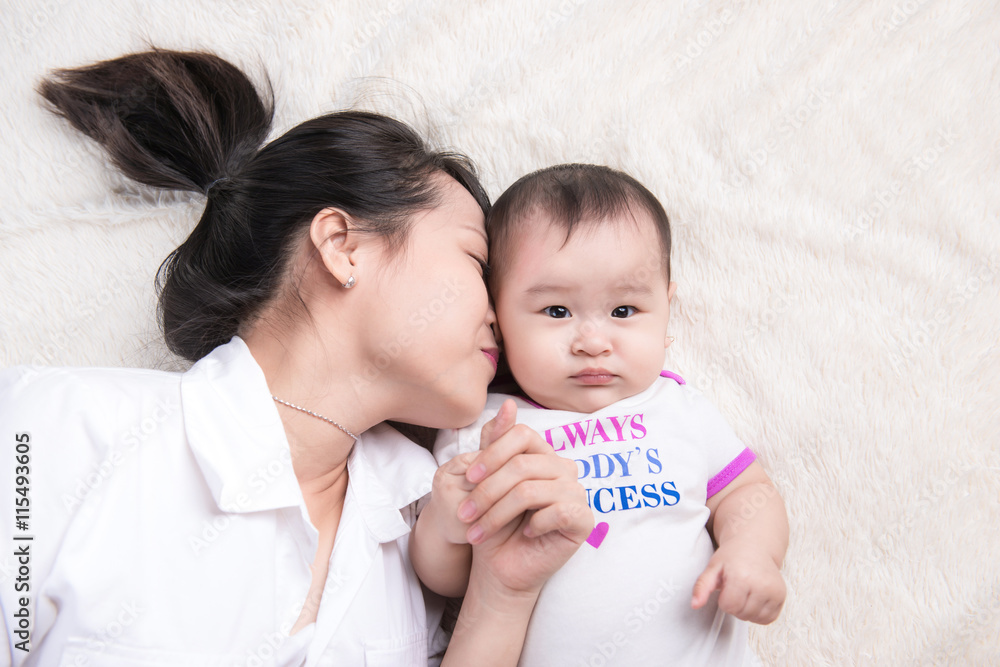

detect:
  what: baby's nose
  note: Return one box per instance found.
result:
[571,320,612,356]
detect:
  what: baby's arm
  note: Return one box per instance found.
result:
[410,451,477,597]
[692,461,789,624]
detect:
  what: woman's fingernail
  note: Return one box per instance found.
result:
[467,524,484,544]
[467,463,487,483]
[458,500,477,521]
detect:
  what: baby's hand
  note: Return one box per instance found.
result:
[690,539,786,624]
[425,451,479,545]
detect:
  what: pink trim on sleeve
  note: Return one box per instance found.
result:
[659,370,686,385]
[706,447,756,499]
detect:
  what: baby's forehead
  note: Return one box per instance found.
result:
[513,206,660,245]
[499,215,668,288]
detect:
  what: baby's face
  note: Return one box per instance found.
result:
[494,213,675,413]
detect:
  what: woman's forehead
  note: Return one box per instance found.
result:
[412,177,487,241]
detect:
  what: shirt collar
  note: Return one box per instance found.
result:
[180,336,304,513]
[347,422,437,542]
[180,336,437,543]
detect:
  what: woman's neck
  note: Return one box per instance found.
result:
[241,322,380,487]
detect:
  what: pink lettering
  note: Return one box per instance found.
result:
[608,414,632,441]
[545,428,562,451]
[589,420,612,445]
[630,413,647,439]
[560,420,592,449]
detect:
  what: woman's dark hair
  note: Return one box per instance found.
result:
[486,163,671,292]
[40,49,489,362]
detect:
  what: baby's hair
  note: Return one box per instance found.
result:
[486,164,671,293]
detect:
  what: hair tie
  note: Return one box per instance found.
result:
[205,177,230,196]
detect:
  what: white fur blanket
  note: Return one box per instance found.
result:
[1,1,998,664]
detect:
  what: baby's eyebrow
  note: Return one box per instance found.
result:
[524,282,570,296]
[611,282,654,296]
[522,282,655,297]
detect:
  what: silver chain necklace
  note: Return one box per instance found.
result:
[272,396,358,440]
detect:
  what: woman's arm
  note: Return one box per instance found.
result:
[441,562,540,665]
[440,401,594,665]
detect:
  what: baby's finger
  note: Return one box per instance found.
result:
[435,451,478,492]
[466,400,518,483]
[691,562,724,610]
[522,500,594,542]
[466,477,582,544]
[716,574,751,619]
[480,400,517,449]
[752,595,784,625]
[459,453,574,525]
[441,451,478,472]
[740,578,786,624]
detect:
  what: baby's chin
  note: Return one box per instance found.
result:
[529,387,633,415]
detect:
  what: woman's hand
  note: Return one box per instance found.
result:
[461,399,594,594]
[442,400,593,666]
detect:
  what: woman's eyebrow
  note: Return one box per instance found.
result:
[463,223,488,245]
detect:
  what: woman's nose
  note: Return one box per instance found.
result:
[484,304,498,342]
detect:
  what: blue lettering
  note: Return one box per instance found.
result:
[593,487,615,513]
[611,450,635,477]
[646,448,662,474]
[617,485,640,510]
[591,453,616,479]
[575,458,591,479]
[661,481,680,506]
[640,483,661,508]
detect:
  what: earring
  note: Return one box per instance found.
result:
[342,276,356,289]
[666,336,676,345]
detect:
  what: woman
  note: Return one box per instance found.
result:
[0,50,592,665]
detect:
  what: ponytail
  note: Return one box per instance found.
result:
[39,50,271,194]
[41,50,489,362]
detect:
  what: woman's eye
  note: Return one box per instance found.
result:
[611,306,637,318]
[476,258,491,279]
[543,306,570,319]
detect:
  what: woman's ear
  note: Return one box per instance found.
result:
[310,207,359,287]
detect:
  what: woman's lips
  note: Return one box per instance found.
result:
[482,348,499,371]
[572,369,615,385]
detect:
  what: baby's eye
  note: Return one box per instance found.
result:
[611,306,637,318]
[543,306,571,319]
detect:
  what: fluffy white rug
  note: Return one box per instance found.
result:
[1,1,998,664]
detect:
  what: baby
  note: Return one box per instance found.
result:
[411,164,788,666]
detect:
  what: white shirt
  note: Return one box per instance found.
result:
[0,336,444,666]
[436,376,758,667]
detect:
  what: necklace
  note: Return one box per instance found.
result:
[272,396,358,440]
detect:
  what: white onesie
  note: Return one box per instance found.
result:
[435,372,759,667]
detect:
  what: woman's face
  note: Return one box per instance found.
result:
[360,176,498,428]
